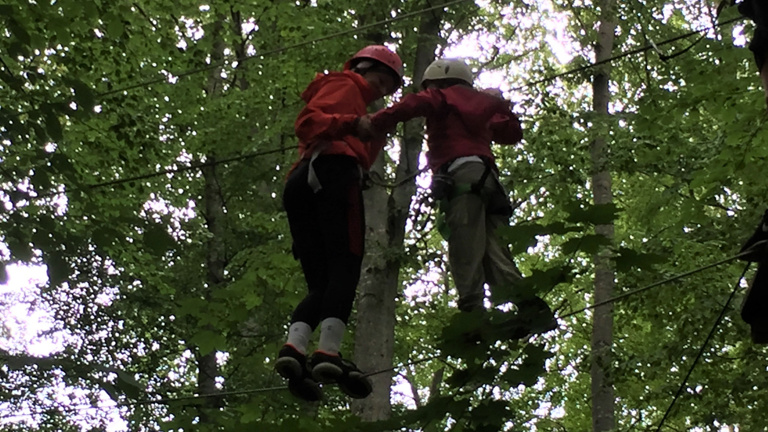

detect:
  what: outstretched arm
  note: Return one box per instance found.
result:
[369,89,444,133]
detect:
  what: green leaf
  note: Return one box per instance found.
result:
[99,380,120,402]
[244,292,263,309]
[565,202,620,225]
[191,330,227,355]
[6,235,33,261]
[143,224,175,256]
[46,251,70,286]
[510,265,574,298]
[44,110,63,141]
[500,343,552,387]
[561,233,612,256]
[176,297,206,317]
[8,18,31,47]
[496,223,543,255]
[105,14,124,38]
[614,247,666,273]
[65,78,96,112]
[115,370,143,399]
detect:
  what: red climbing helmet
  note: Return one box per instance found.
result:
[344,45,404,89]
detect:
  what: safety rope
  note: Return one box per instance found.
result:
[5,14,747,198]
[33,146,290,200]
[95,0,474,98]
[1,240,759,423]
[0,385,289,421]
[362,353,442,378]
[653,261,752,432]
[557,240,767,319]
[365,167,429,189]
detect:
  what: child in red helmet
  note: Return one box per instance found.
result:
[355,58,556,338]
[275,45,404,401]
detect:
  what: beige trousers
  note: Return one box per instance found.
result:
[444,161,522,311]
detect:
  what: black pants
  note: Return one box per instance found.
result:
[283,155,365,328]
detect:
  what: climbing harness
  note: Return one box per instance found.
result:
[302,142,365,193]
[432,157,513,239]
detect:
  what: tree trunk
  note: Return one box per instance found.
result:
[590,1,617,431]
[196,18,227,421]
[351,6,444,422]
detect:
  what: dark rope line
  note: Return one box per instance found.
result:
[366,167,430,189]
[1,243,757,422]
[96,0,474,98]
[0,386,290,421]
[517,15,744,90]
[653,260,751,432]
[34,146,290,200]
[557,240,765,319]
[6,13,748,198]
[101,9,746,98]
[362,353,442,378]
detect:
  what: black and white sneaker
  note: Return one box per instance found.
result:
[308,351,372,399]
[275,344,322,402]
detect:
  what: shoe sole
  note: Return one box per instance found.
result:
[312,362,343,383]
[338,371,373,399]
[288,377,323,402]
[275,356,302,380]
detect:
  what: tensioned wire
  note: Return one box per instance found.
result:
[18,14,746,199]
[1,240,761,421]
[0,4,759,426]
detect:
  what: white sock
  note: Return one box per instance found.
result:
[317,317,346,355]
[286,321,312,354]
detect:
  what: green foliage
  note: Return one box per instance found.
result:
[2,0,768,431]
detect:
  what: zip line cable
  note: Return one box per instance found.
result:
[2,0,474,121]
[34,146,290,200]
[517,15,744,90]
[0,243,759,422]
[653,260,752,432]
[0,354,442,421]
[0,386,290,422]
[99,10,744,99]
[89,0,475,99]
[557,240,766,320]
[7,13,747,198]
[362,353,441,378]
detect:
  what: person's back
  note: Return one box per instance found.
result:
[420,84,522,170]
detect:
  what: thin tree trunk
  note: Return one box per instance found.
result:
[351,6,444,421]
[196,18,227,421]
[590,1,617,431]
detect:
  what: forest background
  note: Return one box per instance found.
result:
[1,0,767,431]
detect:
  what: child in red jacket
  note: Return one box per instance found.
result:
[358,58,555,336]
[275,46,403,401]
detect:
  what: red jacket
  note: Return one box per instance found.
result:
[369,86,523,170]
[293,70,385,171]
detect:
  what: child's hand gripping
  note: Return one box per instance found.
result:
[355,115,377,141]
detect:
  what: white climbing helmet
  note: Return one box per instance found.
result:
[420,58,474,89]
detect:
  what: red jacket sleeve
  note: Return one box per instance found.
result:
[295,80,360,142]
[369,90,444,133]
[489,109,523,144]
